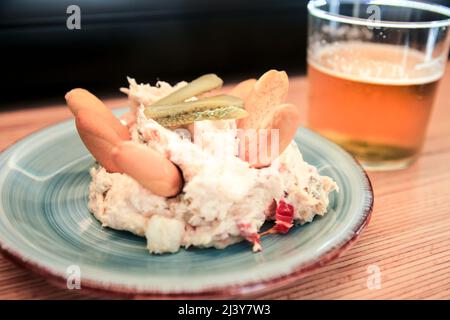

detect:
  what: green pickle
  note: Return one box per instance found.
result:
[145,94,248,127]
[155,106,248,127]
[151,74,223,106]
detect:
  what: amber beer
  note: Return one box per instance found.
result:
[308,42,443,169]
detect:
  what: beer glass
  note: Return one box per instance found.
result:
[307,0,450,170]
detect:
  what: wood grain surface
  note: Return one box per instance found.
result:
[0,66,449,300]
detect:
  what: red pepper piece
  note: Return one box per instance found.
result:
[274,199,294,234]
[260,199,295,236]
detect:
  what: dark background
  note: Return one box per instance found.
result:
[0,0,449,107]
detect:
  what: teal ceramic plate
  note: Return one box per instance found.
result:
[0,110,373,298]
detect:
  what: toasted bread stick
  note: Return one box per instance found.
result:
[65,88,131,141]
[112,142,183,197]
[75,109,123,172]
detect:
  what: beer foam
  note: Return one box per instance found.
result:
[308,42,444,86]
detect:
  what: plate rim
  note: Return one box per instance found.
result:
[0,115,374,299]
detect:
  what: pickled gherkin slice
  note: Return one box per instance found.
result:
[144,94,248,127]
[153,106,249,127]
[152,74,223,106]
[145,95,243,118]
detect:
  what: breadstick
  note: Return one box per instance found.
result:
[112,142,183,197]
[65,88,130,141]
[75,109,123,172]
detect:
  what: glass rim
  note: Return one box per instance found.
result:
[308,0,450,29]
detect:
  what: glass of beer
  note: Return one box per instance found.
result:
[307,0,450,170]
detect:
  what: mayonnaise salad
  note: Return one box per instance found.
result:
[88,78,337,254]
